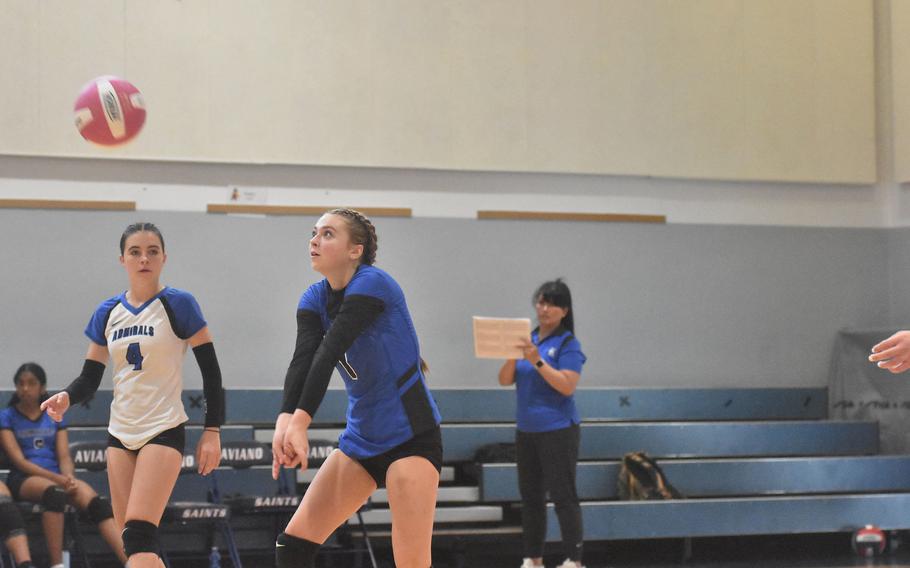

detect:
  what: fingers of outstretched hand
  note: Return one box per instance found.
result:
[271,453,283,480]
[872,336,898,354]
[197,447,218,476]
[41,393,68,422]
[877,357,908,372]
[869,345,902,362]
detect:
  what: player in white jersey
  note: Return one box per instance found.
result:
[41,223,225,568]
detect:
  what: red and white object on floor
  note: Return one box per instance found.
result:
[73,76,146,146]
[852,524,887,557]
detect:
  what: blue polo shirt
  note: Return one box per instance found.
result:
[515,327,586,433]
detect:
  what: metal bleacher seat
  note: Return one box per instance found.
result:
[160,456,239,568]
[451,385,910,547]
[429,386,828,423]
[551,494,910,541]
[442,420,879,462]
[480,455,910,501]
[158,427,268,568]
[40,385,901,555]
[217,440,297,516]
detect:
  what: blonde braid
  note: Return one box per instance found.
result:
[328,208,378,266]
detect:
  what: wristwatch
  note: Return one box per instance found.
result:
[535,359,544,368]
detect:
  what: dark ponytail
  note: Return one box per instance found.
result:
[10,362,49,407]
[532,278,574,333]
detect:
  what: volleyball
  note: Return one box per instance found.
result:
[73,76,146,146]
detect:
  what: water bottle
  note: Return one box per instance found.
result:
[208,546,221,568]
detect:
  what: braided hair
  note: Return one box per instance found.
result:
[328,208,378,266]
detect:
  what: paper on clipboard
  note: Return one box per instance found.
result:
[472,316,532,359]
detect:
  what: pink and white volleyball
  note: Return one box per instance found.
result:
[73,76,146,146]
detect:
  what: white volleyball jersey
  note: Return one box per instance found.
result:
[85,286,206,450]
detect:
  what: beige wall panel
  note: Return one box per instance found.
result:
[0,2,41,154]
[363,2,457,168]
[119,1,212,160]
[289,2,373,166]
[740,0,820,180]
[203,1,375,165]
[741,0,875,183]
[612,0,747,178]
[809,0,875,182]
[36,2,126,156]
[893,0,910,182]
[525,1,627,173]
[446,1,529,170]
[205,1,309,163]
[0,0,878,183]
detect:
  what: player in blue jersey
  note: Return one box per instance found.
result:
[41,222,225,568]
[498,279,587,568]
[272,208,442,568]
[0,363,127,567]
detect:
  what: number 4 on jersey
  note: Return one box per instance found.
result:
[126,342,144,371]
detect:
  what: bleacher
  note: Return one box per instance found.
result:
[461,387,910,547]
[1,385,905,566]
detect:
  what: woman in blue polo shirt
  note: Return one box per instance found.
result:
[498,279,587,568]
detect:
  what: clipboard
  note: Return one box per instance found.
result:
[472,316,532,359]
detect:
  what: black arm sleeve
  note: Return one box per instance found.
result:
[63,360,106,406]
[280,310,325,414]
[192,342,225,428]
[296,295,385,416]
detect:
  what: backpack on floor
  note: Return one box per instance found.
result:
[616,451,683,500]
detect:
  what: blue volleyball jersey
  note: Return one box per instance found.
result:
[0,406,65,474]
[298,265,441,458]
[514,327,586,433]
[85,286,206,449]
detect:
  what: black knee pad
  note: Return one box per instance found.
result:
[40,486,67,513]
[122,519,159,558]
[275,532,320,568]
[85,496,113,524]
[0,496,25,540]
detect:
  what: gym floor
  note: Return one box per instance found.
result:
[445,534,910,568]
[73,533,910,567]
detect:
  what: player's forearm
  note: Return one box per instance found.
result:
[63,360,105,405]
[280,310,323,414]
[498,360,517,386]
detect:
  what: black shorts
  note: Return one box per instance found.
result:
[6,471,28,500]
[107,423,186,455]
[349,426,443,488]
